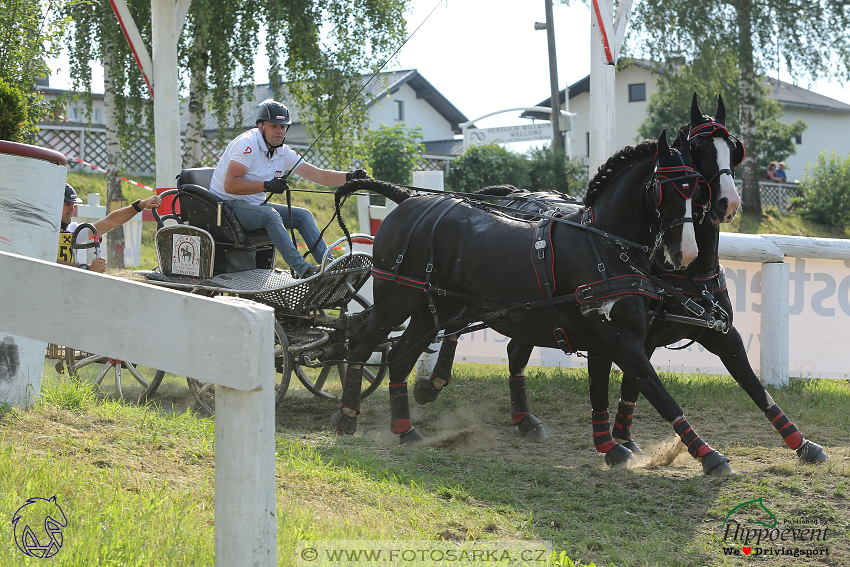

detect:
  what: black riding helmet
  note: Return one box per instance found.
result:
[256,100,291,154]
[64,183,84,204]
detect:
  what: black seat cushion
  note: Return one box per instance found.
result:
[176,169,273,249]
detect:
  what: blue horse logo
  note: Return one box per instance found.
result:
[12,496,68,558]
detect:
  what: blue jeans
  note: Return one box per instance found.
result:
[228,200,328,276]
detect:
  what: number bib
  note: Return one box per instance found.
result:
[57,232,74,263]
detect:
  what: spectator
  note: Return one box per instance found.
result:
[59,183,162,273]
[776,161,787,182]
[763,161,779,181]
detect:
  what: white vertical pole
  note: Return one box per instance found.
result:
[760,261,789,386]
[151,0,183,192]
[215,384,277,567]
[589,2,616,173]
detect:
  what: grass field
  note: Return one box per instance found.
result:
[1,362,847,566]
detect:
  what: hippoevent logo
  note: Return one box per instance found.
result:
[720,498,830,559]
[12,496,67,558]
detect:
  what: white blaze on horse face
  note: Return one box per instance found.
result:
[664,199,698,269]
[714,137,741,222]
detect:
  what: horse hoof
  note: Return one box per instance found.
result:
[604,443,634,467]
[517,414,547,441]
[701,451,733,476]
[413,378,441,405]
[616,439,643,454]
[399,427,424,445]
[796,440,828,464]
[330,410,357,435]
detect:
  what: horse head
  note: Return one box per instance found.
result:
[685,93,743,222]
[652,129,699,270]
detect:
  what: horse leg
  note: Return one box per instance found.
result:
[588,353,633,466]
[607,335,731,476]
[506,339,547,441]
[386,308,440,445]
[413,333,458,405]
[698,328,828,464]
[331,291,413,435]
[611,374,643,454]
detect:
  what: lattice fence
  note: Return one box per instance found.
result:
[734,180,801,213]
[37,125,454,179]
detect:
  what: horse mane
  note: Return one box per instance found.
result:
[473,185,525,197]
[584,139,657,207]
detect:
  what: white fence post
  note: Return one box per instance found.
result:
[0,252,277,567]
[760,261,790,386]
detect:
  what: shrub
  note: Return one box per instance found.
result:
[526,146,589,196]
[364,123,424,185]
[446,143,530,192]
[0,77,27,142]
[796,151,850,229]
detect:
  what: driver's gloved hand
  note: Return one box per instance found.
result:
[346,169,369,182]
[263,176,289,194]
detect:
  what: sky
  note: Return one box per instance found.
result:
[45,0,850,132]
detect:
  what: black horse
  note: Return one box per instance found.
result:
[331,129,735,475]
[417,94,826,469]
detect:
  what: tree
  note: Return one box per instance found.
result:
[634,52,805,174]
[526,145,589,195]
[364,124,424,185]
[0,0,65,140]
[628,0,850,217]
[446,143,530,193]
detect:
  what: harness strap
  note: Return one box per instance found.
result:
[424,199,462,329]
[582,209,608,280]
[391,195,453,281]
[531,217,575,354]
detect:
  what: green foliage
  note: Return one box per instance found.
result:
[526,146,589,196]
[634,53,807,170]
[446,143,531,193]
[796,151,850,229]
[364,123,424,184]
[0,77,27,142]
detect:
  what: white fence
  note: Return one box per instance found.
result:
[0,251,277,567]
[452,233,850,386]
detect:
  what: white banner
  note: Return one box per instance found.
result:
[464,123,553,145]
[453,258,850,379]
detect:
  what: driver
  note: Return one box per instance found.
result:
[208,99,367,278]
[59,183,162,273]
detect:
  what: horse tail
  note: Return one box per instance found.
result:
[334,179,413,248]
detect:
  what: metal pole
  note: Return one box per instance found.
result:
[543,0,562,151]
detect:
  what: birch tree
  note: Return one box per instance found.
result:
[628,0,850,217]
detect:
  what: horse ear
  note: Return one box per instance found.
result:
[690,93,702,125]
[678,130,691,159]
[658,128,670,157]
[716,94,726,125]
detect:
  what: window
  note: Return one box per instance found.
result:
[628,83,646,102]
[586,132,591,157]
[795,133,802,144]
[393,100,404,121]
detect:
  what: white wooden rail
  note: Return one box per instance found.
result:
[719,233,850,386]
[0,251,276,567]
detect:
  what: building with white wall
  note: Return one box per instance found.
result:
[524,60,850,176]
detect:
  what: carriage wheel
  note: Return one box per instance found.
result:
[292,344,388,401]
[66,353,165,403]
[187,321,292,415]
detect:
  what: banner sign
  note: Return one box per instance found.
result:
[464,123,553,145]
[453,258,850,379]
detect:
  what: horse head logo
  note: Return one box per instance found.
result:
[12,496,68,558]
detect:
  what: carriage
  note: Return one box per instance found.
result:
[60,167,389,413]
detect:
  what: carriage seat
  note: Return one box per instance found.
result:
[175,168,275,273]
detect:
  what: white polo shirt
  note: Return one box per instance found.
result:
[209,128,302,205]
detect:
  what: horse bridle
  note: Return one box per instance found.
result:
[644,149,702,256]
[688,121,744,192]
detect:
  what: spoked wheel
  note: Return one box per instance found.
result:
[67,353,165,403]
[290,340,389,401]
[187,321,292,415]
